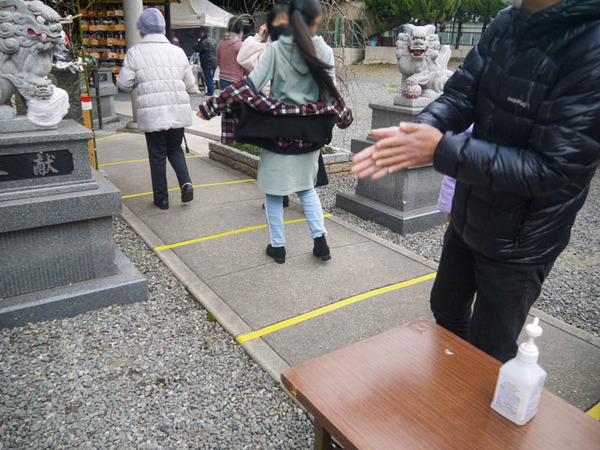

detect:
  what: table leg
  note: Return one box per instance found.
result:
[314,421,332,450]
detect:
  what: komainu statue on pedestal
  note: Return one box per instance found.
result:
[395,24,453,104]
[0,0,69,126]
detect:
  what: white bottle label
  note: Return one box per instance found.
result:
[494,380,521,419]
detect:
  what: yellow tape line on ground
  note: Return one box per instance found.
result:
[155,214,333,251]
[587,401,600,420]
[237,272,437,344]
[122,178,255,199]
[96,133,127,141]
[100,155,202,167]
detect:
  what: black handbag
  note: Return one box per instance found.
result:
[234,102,337,154]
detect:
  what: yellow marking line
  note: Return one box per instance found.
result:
[122,178,255,199]
[96,133,127,141]
[587,401,600,420]
[99,154,202,167]
[155,214,333,251]
[237,272,437,344]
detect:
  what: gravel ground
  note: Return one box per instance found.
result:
[0,217,313,449]
[317,172,600,337]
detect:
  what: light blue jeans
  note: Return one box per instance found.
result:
[265,188,326,248]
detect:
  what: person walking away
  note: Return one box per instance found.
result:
[194,27,217,97]
[217,17,249,92]
[248,0,339,264]
[117,8,195,211]
[237,4,291,209]
[352,0,600,363]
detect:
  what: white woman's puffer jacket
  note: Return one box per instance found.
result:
[117,34,194,133]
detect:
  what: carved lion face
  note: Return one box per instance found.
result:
[403,24,436,58]
[0,0,62,49]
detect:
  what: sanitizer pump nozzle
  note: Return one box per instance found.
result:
[518,317,543,364]
[491,317,547,425]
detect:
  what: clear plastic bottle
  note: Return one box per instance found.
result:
[491,317,547,425]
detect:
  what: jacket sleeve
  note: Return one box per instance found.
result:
[248,44,275,92]
[434,36,600,198]
[216,42,221,68]
[182,52,195,90]
[116,50,136,92]
[237,35,267,72]
[325,47,336,86]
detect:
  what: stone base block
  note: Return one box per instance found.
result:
[1,216,118,298]
[0,116,57,133]
[336,190,447,235]
[369,103,421,129]
[393,95,436,108]
[0,249,147,328]
[0,120,93,197]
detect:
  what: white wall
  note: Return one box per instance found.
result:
[333,48,365,66]
[364,46,395,64]
[363,45,474,65]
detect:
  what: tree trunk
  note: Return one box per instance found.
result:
[455,21,463,49]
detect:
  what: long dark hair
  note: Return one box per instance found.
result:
[228,16,244,34]
[288,0,341,102]
[266,4,288,33]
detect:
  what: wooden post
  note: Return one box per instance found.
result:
[314,422,332,450]
[81,95,98,169]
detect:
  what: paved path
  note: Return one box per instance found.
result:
[95,130,600,415]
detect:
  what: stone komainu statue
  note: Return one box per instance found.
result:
[396,24,453,100]
[0,0,62,105]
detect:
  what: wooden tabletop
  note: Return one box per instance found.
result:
[281,319,600,449]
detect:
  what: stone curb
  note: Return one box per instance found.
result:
[528,307,600,349]
[119,204,293,382]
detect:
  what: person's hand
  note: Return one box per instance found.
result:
[352,122,443,180]
[258,24,268,40]
[197,110,207,120]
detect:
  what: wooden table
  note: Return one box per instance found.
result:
[281,319,600,449]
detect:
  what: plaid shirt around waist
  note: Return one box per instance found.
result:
[198,79,353,147]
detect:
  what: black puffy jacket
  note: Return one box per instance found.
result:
[416,0,600,264]
[194,35,217,69]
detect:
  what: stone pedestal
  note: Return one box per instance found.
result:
[51,68,84,124]
[336,101,446,235]
[0,119,147,328]
[89,68,119,124]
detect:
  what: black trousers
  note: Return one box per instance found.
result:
[430,225,555,363]
[144,128,192,203]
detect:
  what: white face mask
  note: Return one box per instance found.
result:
[502,0,523,7]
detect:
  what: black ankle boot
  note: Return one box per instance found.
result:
[154,199,169,210]
[313,235,331,261]
[181,184,194,203]
[266,244,286,264]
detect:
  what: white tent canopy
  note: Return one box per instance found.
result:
[171,0,233,29]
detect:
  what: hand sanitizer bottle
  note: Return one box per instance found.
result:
[491,317,547,425]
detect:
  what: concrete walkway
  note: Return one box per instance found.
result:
[94,130,600,415]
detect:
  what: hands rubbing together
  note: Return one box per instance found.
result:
[352,122,443,180]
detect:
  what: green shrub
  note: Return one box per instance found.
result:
[230,142,337,155]
[230,142,261,156]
